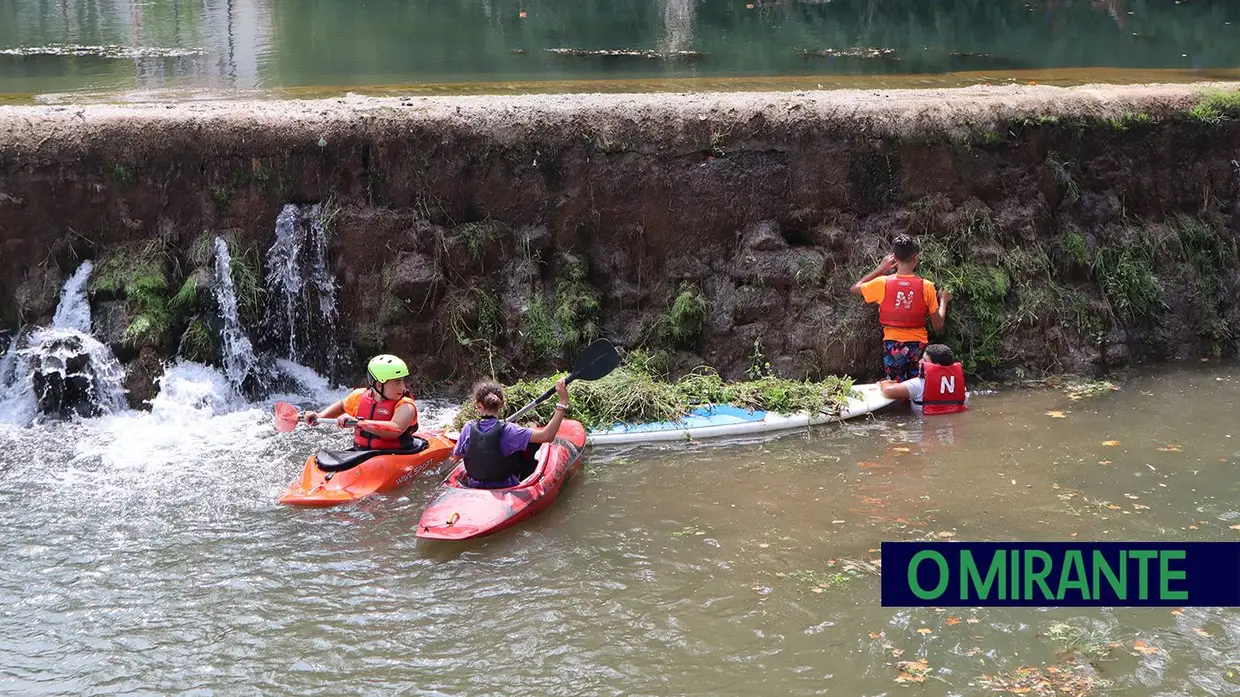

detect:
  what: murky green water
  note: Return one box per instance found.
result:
[2,362,1239,695]
[3,0,1240,100]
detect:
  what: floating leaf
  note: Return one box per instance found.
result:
[1106,504,1121,510]
[966,618,981,624]
[895,658,930,684]
[1098,460,1112,465]
[1229,524,1240,530]
[1133,640,1160,655]
[937,531,956,538]
[891,648,904,657]
[891,446,912,453]
[917,628,932,635]
[1045,410,1067,418]
[1171,608,1184,616]
[1192,627,1210,637]
[946,616,962,626]
[1157,445,1182,452]
[870,632,884,639]
[1101,440,1120,447]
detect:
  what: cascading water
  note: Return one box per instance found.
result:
[0,261,127,424]
[261,203,343,380]
[0,332,19,387]
[660,0,696,55]
[50,260,94,332]
[212,236,258,388]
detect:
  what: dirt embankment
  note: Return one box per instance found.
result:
[2,82,1239,404]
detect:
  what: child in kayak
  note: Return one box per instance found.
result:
[303,354,422,450]
[879,343,969,416]
[851,235,952,381]
[452,377,571,489]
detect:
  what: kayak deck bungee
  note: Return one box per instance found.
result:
[277,431,457,506]
[416,420,587,541]
[584,382,895,446]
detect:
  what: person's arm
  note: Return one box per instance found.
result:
[879,380,912,401]
[356,402,417,435]
[930,289,951,332]
[529,378,570,444]
[304,399,345,425]
[850,254,897,296]
[448,427,467,463]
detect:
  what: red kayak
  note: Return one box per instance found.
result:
[278,432,457,507]
[415,420,587,540]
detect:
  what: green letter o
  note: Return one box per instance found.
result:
[909,551,950,599]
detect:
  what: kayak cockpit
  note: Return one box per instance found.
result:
[315,438,431,473]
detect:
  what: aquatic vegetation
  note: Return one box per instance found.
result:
[1044,621,1116,662]
[450,355,856,430]
[979,664,1108,696]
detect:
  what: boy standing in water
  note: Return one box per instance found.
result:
[850,235,951,381]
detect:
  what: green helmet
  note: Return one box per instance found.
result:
[367,354,410,384]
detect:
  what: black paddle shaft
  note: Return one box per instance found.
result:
[505,338,620,423]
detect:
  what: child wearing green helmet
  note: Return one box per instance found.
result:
[304,354,422,450]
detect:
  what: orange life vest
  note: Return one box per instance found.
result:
[878,275,928,329]
[918,362,968,416]
[352,389,419,450]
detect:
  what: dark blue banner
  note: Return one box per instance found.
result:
[881,542,1240,607]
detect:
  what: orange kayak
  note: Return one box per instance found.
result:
[277,431,457,507]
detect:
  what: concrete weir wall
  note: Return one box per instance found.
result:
[1,83,1240,403]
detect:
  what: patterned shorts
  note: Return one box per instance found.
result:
[883,340,926,382]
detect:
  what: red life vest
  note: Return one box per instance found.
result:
[918,362,968,416]
[878,276,928,329]
[352,389,419,450]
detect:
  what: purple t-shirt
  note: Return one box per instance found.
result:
[452,418,533,458]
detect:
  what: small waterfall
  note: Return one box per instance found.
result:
[0,332,19,386]
[660,0,696,55]
[261,203,342,379]
[23,327,128,418]
[0,261,127,423]
[51,260,94,332]
[212,237,257,388]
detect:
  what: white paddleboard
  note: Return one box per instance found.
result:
[585,383,895,446]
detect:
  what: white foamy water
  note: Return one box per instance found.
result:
[0,261,128,425]
[213,237,258,388]
[0,44,207,58]
[50,259,94,333]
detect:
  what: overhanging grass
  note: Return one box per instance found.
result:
[451,359,857,431]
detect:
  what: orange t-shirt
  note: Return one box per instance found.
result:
[859,275,939,343]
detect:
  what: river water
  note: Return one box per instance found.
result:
[2,360,1239,695]
[3,0,1240,100]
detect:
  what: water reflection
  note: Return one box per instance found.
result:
[2,0,1239,97]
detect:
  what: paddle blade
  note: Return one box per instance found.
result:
[570,338,621,382]
[274,402,301,433]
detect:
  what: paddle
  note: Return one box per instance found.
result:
[273,401,359,433]
[505,338,621,423]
